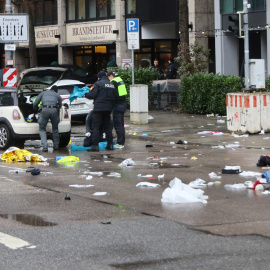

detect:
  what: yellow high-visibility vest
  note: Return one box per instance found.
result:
[111,76,127,96]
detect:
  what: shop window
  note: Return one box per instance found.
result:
[127,0,136,14]
[155,41,172,53]
[68,0,76,20]
[44,1,53,24]
[36,2,43,25]
[88,0,97,18]
[78,0,86,19]
[97,4,107,18]
[95,46,107,53]
[109,0,116,16]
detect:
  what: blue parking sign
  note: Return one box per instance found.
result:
[127,19,139,32]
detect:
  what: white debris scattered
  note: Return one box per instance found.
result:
[69,184,94,188]
[224,183,246,189]
[239,171,262,177]
[217,119,225,123]
[107,172,121,178]
[136,182,160,187]
[93,192,107,196]
[161,177,208,204]
[118,158,135,167]
[259,130,265,135]
[86,176,93,180]
[158,174,165,179]
[208,172,222,179]
[188,178,206,188]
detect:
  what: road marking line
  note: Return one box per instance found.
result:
[0,232,36,250]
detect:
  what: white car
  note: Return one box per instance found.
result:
[0,67,72,150]
[50,79,93,122]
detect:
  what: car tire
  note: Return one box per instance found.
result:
[59,131,71,148]
[0,124,12,150]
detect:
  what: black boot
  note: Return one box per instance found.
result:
[106,143,113,150]
[88,145,99,152]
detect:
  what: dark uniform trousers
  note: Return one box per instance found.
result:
[113,102,126,145]
[92,111,113,146]
[38,108,60,149]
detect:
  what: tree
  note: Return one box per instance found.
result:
[179,0,189,45]
[175,42,211,78]
[12,0,37,67]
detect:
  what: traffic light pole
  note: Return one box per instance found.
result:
[243,0,250,90]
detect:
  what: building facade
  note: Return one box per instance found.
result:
[215,0,269,77]
[14,0,182,76]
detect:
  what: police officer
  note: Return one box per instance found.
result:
[107,71,127,149]
[85,71,115,152]
[166,58,177,79]
[33,85,62,152]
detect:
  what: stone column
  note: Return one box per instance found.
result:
[115,0,131,67]
[58,0,73,64]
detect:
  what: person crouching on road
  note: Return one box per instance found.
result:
[33,85,62,152]
[84,71,115,152]
[107,71,127,149]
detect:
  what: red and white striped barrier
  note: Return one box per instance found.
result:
[226,93,270,134]
[3,68,17,87]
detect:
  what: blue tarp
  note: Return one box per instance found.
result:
[71,141,116,151]
[69,86,90,103]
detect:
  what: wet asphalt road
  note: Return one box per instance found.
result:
[1,111,270,269]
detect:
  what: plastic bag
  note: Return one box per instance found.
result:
[161,177,208,204]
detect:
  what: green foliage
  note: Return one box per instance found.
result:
[265,75,270,91]
[179,73,242,115]
[175,42,212,78]
[107,67,161,105]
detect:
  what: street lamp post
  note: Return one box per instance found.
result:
[243,0,250,90]
[5,0,13,67]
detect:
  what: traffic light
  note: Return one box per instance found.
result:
[228,14,240,36]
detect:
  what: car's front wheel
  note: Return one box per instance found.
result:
[0,124,12,150]
[59,131,71,148]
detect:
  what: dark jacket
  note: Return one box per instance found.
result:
[166,62,177,79]
[85,76,115,111]
[152,65,164,76]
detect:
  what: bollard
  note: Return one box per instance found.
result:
[130,84,148,124]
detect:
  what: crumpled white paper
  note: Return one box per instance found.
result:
[136,182,160,187]
[161,178,208,204]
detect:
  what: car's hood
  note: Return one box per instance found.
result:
[17,67,68,94]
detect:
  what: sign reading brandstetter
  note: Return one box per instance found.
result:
[0,14,29,42]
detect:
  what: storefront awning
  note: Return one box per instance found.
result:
[60,41,115,47]
[17,45,58,49]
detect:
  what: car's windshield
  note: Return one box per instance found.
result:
[20,70,65,86]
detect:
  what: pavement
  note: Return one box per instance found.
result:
[69,111,270,238]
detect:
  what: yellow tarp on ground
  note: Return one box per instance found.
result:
[1,147,47,162]
[56,156,79,163]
